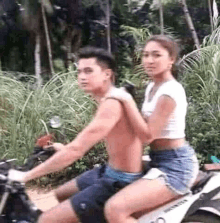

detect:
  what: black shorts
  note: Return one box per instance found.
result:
[70,165,129,223]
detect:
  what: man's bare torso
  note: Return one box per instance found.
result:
[105,104,143,173]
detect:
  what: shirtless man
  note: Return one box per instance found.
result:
[9,46,143,223]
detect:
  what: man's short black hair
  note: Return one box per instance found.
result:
[78,46,116,73]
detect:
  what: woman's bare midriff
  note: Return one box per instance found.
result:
[150,138,185,150]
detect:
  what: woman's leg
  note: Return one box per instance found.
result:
[105,178,177,223]
[38,199,80,223]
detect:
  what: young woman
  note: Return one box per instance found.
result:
[104,35,199,223]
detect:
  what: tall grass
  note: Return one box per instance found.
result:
[0,72,98,165]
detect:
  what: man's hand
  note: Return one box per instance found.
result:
[44,142,65,151]
[105,87,133,102]
[8,169,28,183]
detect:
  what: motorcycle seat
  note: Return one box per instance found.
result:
[142,156,213,193]
[191,171,214,194]
[202,163,220,171]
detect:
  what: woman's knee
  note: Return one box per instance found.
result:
[104,198,116,219]
[54,186,64,202]
[54,186,73,202]
[38,212,52,223]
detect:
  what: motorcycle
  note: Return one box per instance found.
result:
[135,155,220,223]
[1,84,220,222]
[1,151,220,223]
[0,134,55,223]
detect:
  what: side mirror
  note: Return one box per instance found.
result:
[50,116,62,129]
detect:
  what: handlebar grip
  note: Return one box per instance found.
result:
[44,146,55,153]
[19,146,56,171]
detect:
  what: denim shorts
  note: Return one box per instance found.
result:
[71,165,142,223]
[143,144,199,195]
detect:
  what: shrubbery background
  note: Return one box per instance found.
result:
[0,72,107,187]
[1,27,220,187]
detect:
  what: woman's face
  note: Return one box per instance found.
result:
[142,41,174,79]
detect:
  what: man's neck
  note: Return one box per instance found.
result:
[92,84,114,103]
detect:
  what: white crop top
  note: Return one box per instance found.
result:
[141,80,187,139]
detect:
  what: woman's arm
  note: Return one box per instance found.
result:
[123,98,152,143]
[107,88,176,143]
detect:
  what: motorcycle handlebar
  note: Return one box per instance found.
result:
[18,146,55,171]
[0,174,7,181]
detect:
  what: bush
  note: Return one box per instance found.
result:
[179,28,220,163]
[0,72,107,187]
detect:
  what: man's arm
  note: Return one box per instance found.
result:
[23,99,123,182]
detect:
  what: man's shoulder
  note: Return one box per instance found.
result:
[96,98,123,118]
[100,97,122,108]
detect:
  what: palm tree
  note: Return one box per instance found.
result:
[150,0,200,49]
[158,0,164,34]
[20,0,42,87]
[63,0,82,69]
[20,0,54,85]
[41,0,54,75]
[98,0,111,52]
[34,33,42,88]
[179,0,200,49]
[179,26,220,158]
[212,0,219,28]
[83,0,112,52]
[208,0,214,32]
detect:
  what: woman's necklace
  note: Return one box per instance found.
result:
[148,84,160,102]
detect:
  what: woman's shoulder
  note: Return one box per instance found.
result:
[162,79,185,92]
[159,80,186,101]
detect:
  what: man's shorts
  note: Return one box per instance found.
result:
[70,164,143,223]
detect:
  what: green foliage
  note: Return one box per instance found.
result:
[0,72,107,186]
[180,25,220,163]
[82,0,98,8]
[120,25,151,59]
[116,25,151,89]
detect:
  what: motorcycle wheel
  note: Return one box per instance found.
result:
[182,210,220,223]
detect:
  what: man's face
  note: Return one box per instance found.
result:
[77,58,108,94]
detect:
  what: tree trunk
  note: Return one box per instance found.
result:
[98,0,111,52]
[41,1,54,76]
[66,27,73,70]
[159,0,164,34]
[35,34,42,88]
[208,0,214,32]
[180,0,200,49]
[106,0,111,53]
[213,0,219,28]
[0,60,2,75]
